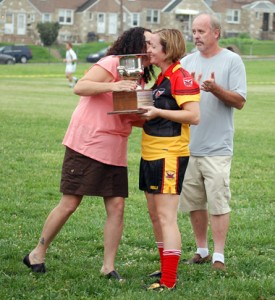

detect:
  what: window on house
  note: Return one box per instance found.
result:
[42,13,51,23]
[215,13,222,22]
[59,33,72,42]
[97,13,105,33]
[5,12,13,24]
[273,13,275,31]
[58,9,73,25]
[59,34,66,42]
[263,13,269,31]
[89,12,93,21]
[4,12,14,34]
[146,9,160,24]
[108,13,117,34]
[226,9,240,24]
[131,13,140,26]
[27,14,35,23]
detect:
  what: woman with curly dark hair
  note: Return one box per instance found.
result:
[23,27,155,282]
[106,27,155,84]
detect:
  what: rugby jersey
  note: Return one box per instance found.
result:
[142,61,200,160]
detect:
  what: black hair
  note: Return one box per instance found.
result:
[107,27,155,83]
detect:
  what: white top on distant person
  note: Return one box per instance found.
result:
[64,42,78,87]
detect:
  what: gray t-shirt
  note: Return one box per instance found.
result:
[180,49,247,156]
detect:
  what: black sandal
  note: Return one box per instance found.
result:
[23,254,46,273]
[105,270,124,282]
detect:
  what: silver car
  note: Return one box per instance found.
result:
[0,53,16,64]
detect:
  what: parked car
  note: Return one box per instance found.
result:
[86,47,109,63]
[0,53,16,64]
[0,45,32,63]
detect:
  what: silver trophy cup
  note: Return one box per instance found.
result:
[110,54,153,114]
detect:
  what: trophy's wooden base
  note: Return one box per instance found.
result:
[108,89,153,114]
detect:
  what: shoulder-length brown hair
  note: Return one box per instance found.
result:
[153,29,186,63]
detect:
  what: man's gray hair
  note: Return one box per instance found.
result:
[195,13,221,38]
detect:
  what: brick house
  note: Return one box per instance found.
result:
[209,0,275,40]
[0,0,275,44]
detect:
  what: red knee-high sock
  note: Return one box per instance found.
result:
[156,242,164,272]
[160,249,181,288]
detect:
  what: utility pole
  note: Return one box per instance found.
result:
[119,0,124,35]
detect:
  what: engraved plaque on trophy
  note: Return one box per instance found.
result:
[108,54,153,114]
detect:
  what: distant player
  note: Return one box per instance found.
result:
[64,42,78,87]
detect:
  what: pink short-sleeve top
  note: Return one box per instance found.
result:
[62,55,140,167]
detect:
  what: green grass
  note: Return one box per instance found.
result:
[0,60,275,299]
[0,42,110,63]
[60,42,110,62]
[219,39,275,56]
[1,39,274,64]
[29,45,61,63]
[243,60,275,83]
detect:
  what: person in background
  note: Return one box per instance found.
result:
[23,27,155,281]
[64,42,78,87]
[139,29,200,291]
[179,13,247,271]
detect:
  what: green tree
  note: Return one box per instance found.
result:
[36,22,61,46]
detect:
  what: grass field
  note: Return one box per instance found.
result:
[0,60,274,300]
[2,39,275,63]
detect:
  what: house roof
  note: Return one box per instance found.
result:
[76,0,171,13]
[163,0,182,12]
[76,0,99,12]
[28,0,88,13]
[76,0,122,13]
[242,0,275,11]
[121,0,170,12]
[4,0,275,14]
[210,0,275,12]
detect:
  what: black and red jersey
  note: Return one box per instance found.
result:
[142,62,200,160]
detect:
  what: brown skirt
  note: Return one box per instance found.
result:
[60,147,128,197]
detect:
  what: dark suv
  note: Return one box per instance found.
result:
[0,45,32,63]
